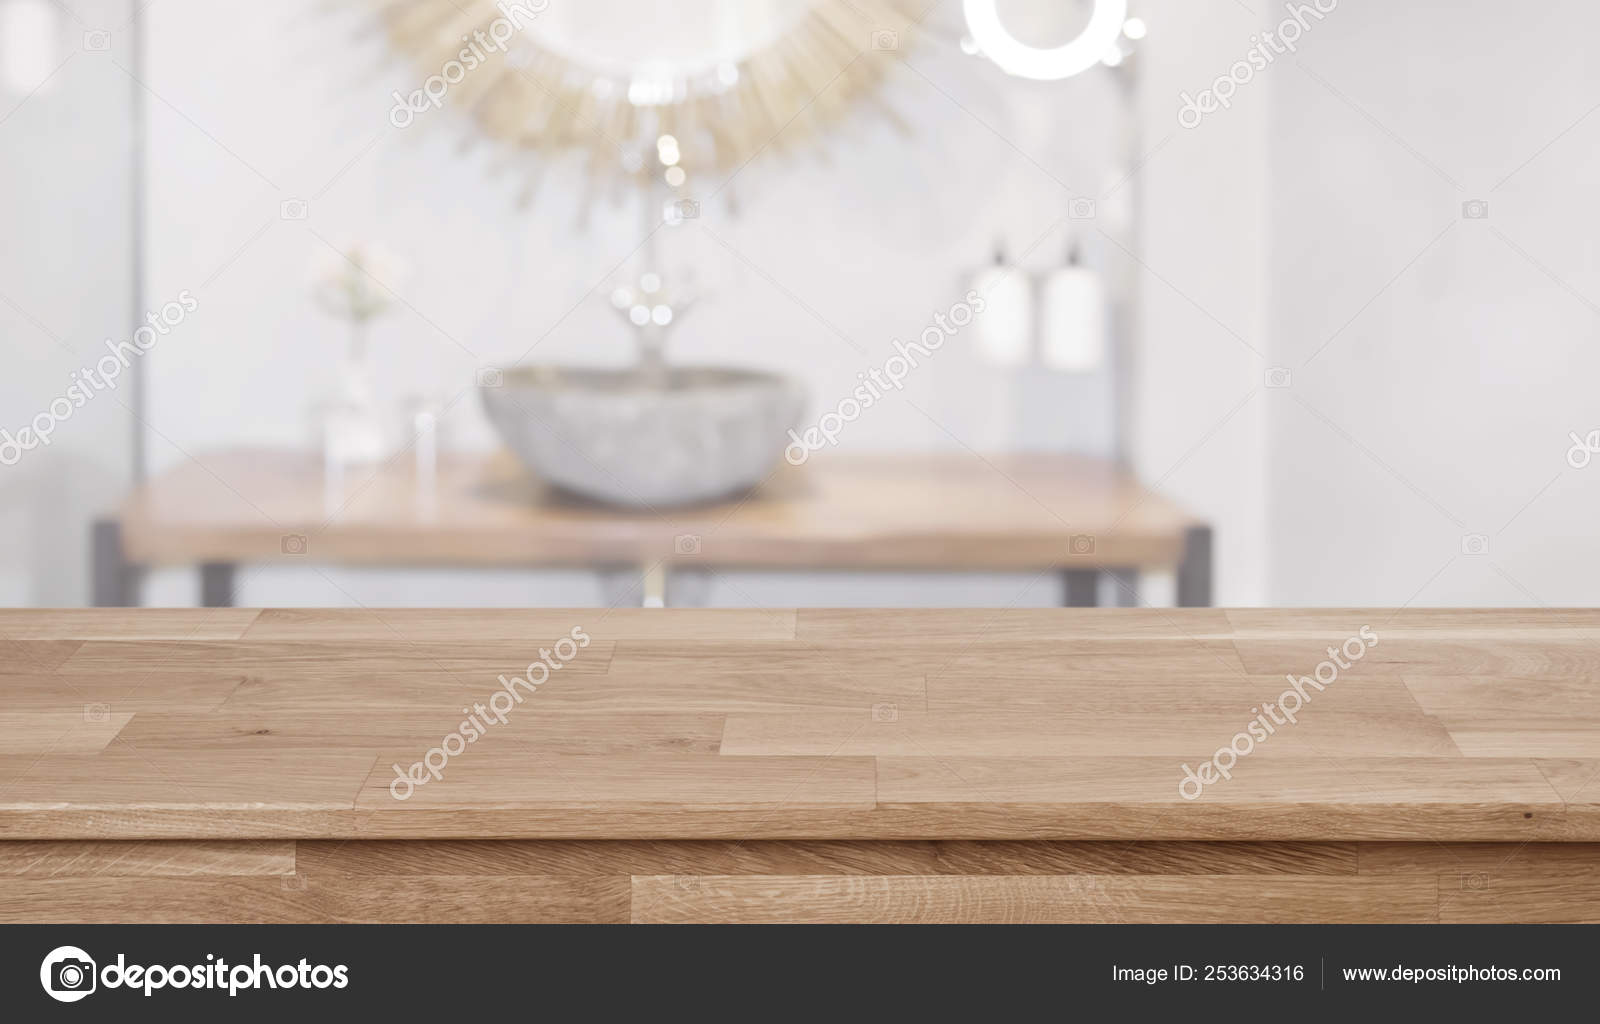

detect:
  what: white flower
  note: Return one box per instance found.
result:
[311,243,409,324]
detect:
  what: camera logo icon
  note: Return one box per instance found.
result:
[1068,197,1097,219]
[41,946,97,1002]
[279,198,308,220]
[1461,199,1489,220]
[673,198,700,220]
[1070,534,1096,556]
[1461,533,1490,556]
[281,533,308,555]
[82,30,111,51]
[872,702,898,723]
[1264,366,1292,388]
[675,534,701,555]
[477,366,504,388]
[84,702,111,723]
[871,29,898,50]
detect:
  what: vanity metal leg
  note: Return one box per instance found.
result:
[91,519,141,607]
[200,563,236,607]
[1063,570,1099,607]
[1176,525,1213,607]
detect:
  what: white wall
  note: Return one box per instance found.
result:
[1131,0,1271,605]
[1266,0,1600,605]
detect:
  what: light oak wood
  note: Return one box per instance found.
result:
[0,672,251,713]
[0,609,260,640]
[244,607,797,641]
[3,838,1598,923]
[0,840,294,877]
[630,874,1441,924]
[871,756,1562,840]
[0,608,1593,841]
[116,449,1198,570]
[719,710,1461,758]
[1358,842,1600,874]
[114,711,728,755]
[56,639,617,678]
[0,638,83,673]
[0,712,135,754]
[1,608,1599,921]
[797,607,1238,640]
[0,875,629,924]
[353,753,879,839]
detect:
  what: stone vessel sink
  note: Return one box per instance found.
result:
[481,365,807,507]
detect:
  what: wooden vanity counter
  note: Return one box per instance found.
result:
[3,607,1599,923]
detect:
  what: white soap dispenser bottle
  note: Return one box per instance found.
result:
[1039,244,1107,373]
[969,243,1033,368]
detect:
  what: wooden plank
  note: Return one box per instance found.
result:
[0,840,294,877]
[721,710,1461,758]
[297,840,945,877]
[0,751,378,839]
[796,608,1233,642]
[0,875,628,924]
[292,840,1357,878]
[115,711,727,756]
[2,609,1599,843]
[929,840,1357,875]
[353,753,878,839]
[118,450,1196,570]
[926,674,1424,715]
[1532,759,1600,838]
[631,874,1439,924]
[57,639,616,677]
[1359,842,1600,874]
[0,712,134,753]
[1237,637,1600,679]
[243,608,796,642]
[0,609,260,640]
[611,639,1248,680]
[0,639,82,674]
[525,671,926,714]
[872,756,1566,840]
[1431,714,1600,758]
[1439,876,1600,924]
[0,672,250,713]
[1226,608,1600,635]
[1406,675,1600,716]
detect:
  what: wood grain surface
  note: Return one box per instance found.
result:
[3,608,1600,922]
[115,450,1197,569]
[0,608,1595,841]
[0,839,1594,923]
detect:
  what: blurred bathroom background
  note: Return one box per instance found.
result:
[4,0,1600,609]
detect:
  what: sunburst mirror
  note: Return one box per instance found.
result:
[369,0,920,207]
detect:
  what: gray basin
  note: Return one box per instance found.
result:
[481,365,807,507]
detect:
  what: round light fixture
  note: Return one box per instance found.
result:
[962,0,1129,81]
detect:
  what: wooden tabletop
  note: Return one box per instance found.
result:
[115,449,1199,569]
[2,608,1596,842]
